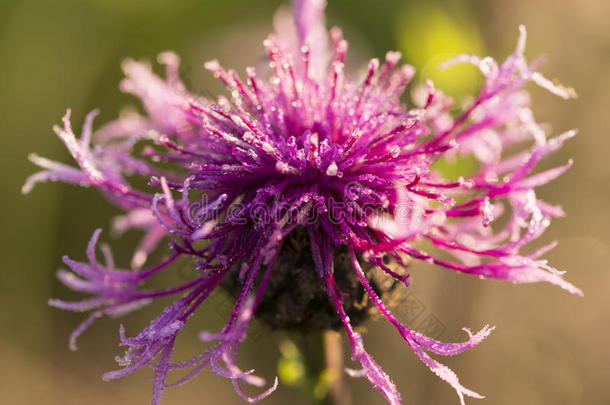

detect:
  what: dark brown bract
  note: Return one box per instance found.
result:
[221,229,408,331]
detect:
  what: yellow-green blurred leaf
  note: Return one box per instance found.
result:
[395,2,484,97]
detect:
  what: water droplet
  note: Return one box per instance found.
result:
[326,162,338,176]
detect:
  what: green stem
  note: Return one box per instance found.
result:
[322,330,350,405]
[278,331,351,405]
[302,331,350,405]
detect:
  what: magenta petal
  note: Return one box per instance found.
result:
[26,1,579,404]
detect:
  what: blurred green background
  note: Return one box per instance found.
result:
[1,0,609,404]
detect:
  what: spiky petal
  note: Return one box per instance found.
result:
[24,1,579,404]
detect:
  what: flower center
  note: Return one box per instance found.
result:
[220,228,408,331]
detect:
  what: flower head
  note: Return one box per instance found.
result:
[24,1,580,404]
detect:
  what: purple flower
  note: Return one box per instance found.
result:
[24,1,580,404]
